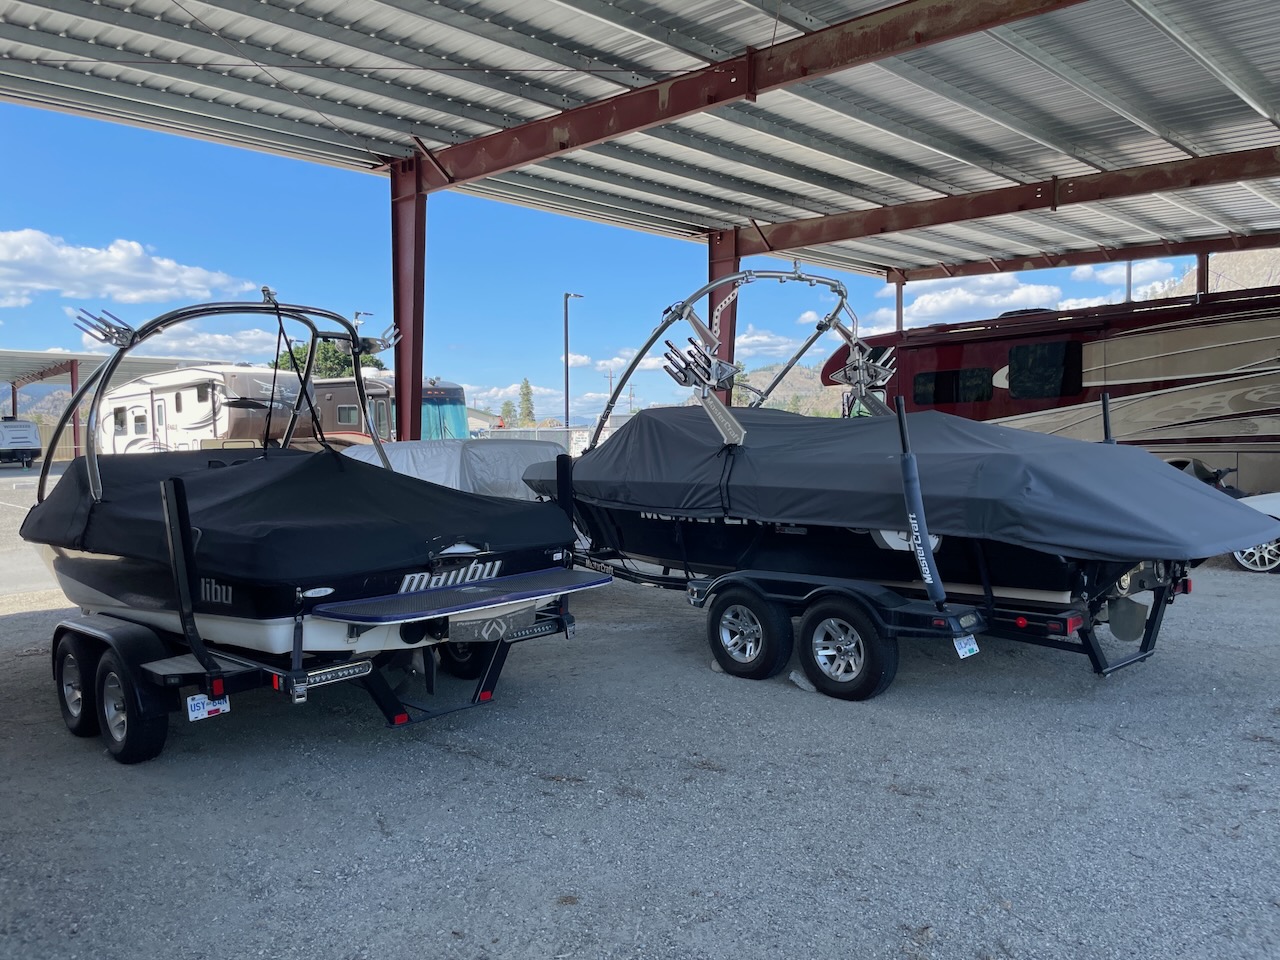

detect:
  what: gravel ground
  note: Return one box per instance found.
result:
[0,465,1277,960]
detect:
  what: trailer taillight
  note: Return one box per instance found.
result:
[392,712,410,725]
[1015,616,1028,628]
[479,691,493,702]
[211,677,225,697]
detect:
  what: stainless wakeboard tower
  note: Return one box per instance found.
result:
[39,286,401,502]
[587,265,892,452]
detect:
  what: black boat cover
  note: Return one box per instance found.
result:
[524,407,1280,562]
[22,448,574,583]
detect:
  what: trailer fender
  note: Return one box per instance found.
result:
[687,572,774,609]
[52,615,179,718]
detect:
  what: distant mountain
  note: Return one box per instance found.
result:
[733,362,843,417]
[1156,249,1280,297]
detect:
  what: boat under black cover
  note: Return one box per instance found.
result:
[525,406,1280,620]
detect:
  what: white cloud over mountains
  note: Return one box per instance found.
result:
[0,229,255,309]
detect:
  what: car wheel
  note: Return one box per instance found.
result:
[1231,539,1280,572]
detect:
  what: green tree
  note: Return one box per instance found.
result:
[499,399,517,425]
[273,341,386,379]
[518,378,536,426]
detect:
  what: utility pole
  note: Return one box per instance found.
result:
[560,293,581,427]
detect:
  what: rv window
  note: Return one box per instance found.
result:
[913,368,993,405]
[113,407,126,436]
[174,391,183,414]
[196,383,209,403]
[1008,341,1083,400]
[133,413,147,435]
[337,404,360,426]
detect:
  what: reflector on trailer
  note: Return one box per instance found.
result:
[479,691,493,702]
[211,677,224,697]
[1015,616,1028,628]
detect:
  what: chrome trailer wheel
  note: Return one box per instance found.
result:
[54,634,100,737]
[706,587,794,680]
[797,599,898,701]
[94,650,168,765]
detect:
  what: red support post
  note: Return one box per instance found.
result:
[390,156,427,441]
[707,229,741,406]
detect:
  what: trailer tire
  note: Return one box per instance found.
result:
[54,633,101,737]
[798,599,898,701]
[437,641,496,680]
[94,650,168,764]
[707,587,794,680]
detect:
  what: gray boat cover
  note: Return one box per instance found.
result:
[524,406,1280,562]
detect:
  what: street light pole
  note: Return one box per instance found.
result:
[563,292,582,429]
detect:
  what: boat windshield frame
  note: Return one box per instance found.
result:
[38,290,395,502]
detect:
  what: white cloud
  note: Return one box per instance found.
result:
[735,324,803,359]
[465,382,559,409]
[1071,259,1174,286]
[595,347,666,373]
[865,279,1063,330]
[0,228,255,308]
[1057,295,1113,310]
[795,309,822,326]
[562,352,592,368]
[90,327,284,362]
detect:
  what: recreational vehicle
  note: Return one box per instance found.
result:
[310,377,469,444]
[312,377,394,444]
[96,365,313,454]
[822,285,1280,494]
[0,415,41,468]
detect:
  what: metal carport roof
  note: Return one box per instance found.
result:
[6,0,1280,434]
[3,0,1279,279]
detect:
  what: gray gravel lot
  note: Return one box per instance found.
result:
[0,464,1277,960]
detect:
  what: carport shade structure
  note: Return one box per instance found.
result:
[7,0,1280,422]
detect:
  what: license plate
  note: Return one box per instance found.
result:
[952,634,980,659]
[186,693,231,722]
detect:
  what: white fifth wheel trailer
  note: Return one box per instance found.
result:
[96,365,313,454]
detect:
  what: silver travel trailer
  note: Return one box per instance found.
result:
[95,365,313,453]
[0,416,42,468]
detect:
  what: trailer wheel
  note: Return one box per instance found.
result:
[54,633,101,737]
[798,599,898,701]
[437,641,496,680]
[707,587,794,680]
[94,650,168,764]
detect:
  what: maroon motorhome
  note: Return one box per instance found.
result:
[821,286,1280,494]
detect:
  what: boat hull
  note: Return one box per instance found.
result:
[38,542,572,657]
[574,502,1140,610]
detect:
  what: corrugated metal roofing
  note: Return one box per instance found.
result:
[3,0,1280,278]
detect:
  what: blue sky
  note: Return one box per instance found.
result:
[0,100,1194,423]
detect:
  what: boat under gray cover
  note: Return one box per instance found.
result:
[523,407,1280,563]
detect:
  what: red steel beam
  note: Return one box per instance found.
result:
[885,229,1280,283]
[390,156,427,441]
[412,0,1089,191]
[743,146,1280,257]
[14,358,75,389]
[707,229,741,405]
